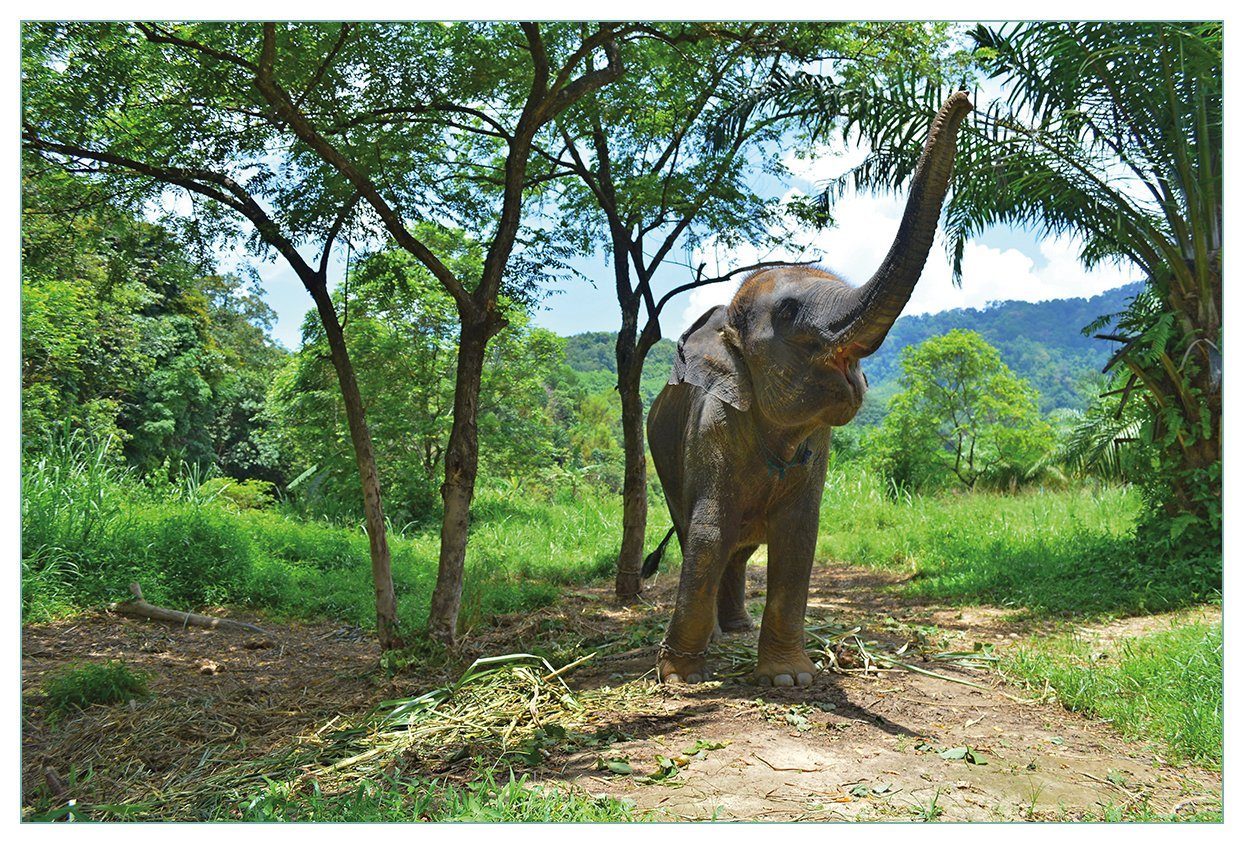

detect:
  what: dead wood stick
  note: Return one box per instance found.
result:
[752,753,823,773]
[110,583,270,636]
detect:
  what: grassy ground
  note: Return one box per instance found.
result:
[21,444,1222,821]
[1003,621,1223,768]
[20,435,672,632]
[818,463,1219,617]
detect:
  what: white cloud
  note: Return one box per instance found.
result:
[674,189,1139,334]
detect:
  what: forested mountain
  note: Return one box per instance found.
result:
[563,331,677,404]
[862,283,1141,412]
[564,283,1141,416]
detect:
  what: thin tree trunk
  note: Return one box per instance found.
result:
[307,280,403,650]
[428,318,489,644]
[614,331,648,602]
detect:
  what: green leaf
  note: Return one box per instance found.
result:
[596,757,634,775]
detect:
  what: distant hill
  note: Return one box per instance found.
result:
[862,283,1141,413]
[563,282,1142,415]
[563,331,678,404]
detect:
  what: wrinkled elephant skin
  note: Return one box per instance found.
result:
[645,93,972,686]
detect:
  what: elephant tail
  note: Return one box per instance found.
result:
[641,527,677,579]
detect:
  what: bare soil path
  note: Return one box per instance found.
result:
[537,563,1221,821]
[21,561,1221,821]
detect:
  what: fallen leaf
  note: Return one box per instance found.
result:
[596,757,633,775]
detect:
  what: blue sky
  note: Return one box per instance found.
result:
[242,131,1139,351]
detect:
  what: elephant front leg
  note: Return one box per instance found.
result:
[755,510,818,687]
[716,544,757,633]
[658,523,732,685]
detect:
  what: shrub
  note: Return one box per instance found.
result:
[43,661,149,722]
[108,506,255,607]
[198,477,277,510]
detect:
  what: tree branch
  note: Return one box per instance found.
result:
[136,22,258,71]
[253,22,473,311]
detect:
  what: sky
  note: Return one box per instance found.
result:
[246,146,1139,352]
[229,72,1140,352]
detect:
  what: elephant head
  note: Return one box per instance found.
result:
[695,92,974,429]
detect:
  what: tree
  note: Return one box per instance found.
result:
[23,22,627,645]
[273,238,565,526]
[781,23,1220,552]
[550,22,955,598]
[550,25,797,599]
[870,330,1054,492]
[21,167,284,477]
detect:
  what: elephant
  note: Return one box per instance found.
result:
[643,91,973,687]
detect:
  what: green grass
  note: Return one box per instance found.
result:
[29,772,645,823]
[21,432,677,633]
[231,772,644,822]
[1003,621,1223,766]
[817,462,1217,616]
[42,661,149,722]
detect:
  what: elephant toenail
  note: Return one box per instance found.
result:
[774,674,795,687]
[796,672,814,686]
[758,675,772,687]
[687,673,702,683]
[664,673,682,684]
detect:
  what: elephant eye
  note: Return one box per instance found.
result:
[773,297,799,324]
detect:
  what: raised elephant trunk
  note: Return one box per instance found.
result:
[839,91,973,355]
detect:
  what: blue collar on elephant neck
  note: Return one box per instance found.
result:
[759,437,814,480]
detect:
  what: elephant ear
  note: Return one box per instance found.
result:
[669,305,753,412]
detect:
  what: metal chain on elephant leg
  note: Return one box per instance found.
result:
[657,639,709,662]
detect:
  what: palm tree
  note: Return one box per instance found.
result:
[738,22,1221,540]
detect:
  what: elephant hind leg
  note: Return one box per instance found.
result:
[716,544,757,633]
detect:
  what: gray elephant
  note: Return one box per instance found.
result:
[644,92,973,687]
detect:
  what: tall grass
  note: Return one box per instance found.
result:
[27,435,1208,632]
[817,462,1212,616]
[20,431,668,632]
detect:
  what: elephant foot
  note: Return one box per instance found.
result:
[716,613,754,634]
[657,648,710,685]
[754,650,816,688]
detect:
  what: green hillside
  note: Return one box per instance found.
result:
[565,283,1141,417]
[862,283,1141,413]
[563,331,678,405]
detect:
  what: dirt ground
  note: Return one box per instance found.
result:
[21,561,1222,821]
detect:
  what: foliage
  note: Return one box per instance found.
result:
[271,240,567,525]
[869,330,1055,491]
[42,661,150,722]
[1004,622,1222,766]
[787,21,1220,562]
[21,169,288,480]
[19,426,679,631]
[197,477,278,511]
[563,331,676,405]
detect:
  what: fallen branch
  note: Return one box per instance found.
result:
[110,583,270,636]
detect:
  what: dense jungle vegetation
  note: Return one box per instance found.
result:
[20,21,1220,823]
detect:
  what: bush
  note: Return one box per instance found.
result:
[198,477,277,510]
[42,661,149,722]
[108,505,255,607]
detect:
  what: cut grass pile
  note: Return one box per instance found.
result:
[25,649,653,822]
[1003,621,1223,767]
[236,772,644,822]
[818,463,1217,616]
